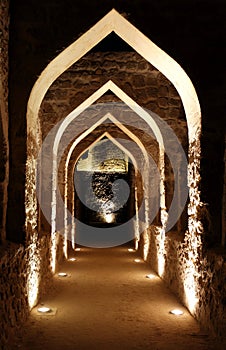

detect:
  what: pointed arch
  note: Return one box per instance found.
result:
[27,9,200,141]
[63,113,151,253]
[25,10,203,314]
[51,89,164,242]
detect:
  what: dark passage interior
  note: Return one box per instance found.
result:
[0,2,225,349]
[74,138,136,228]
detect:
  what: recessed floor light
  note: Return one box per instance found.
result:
[75,248,81,251]
[134,259,141,263]
[58,272,67,277]
[68,258,76,261]
[35,306,57,316]
[37,307,52,313]
[128,248,135,252]
[146,274,155,279]
[169,309,184,315]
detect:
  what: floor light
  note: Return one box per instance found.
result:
[37,306,52,313]
[58,272,68,277]
[68,258,76,261]
[169,309,184,315]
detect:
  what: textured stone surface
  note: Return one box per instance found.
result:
[0,235,64,349]
[0,242,28,348]
[40,52,187,141]
[139,227,226,339]
[0,0,9,243]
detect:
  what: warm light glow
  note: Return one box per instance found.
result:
[68,257,76,261]
[104,213,115,223]
[134,258,141,263]
[183,276,199,314]
[63,235,68,260]
[128,248,135,252]
[146,274,156,279]
[170,309,184,315]
[26,233,41,309]
[183,140,203,315]
[26,10,202,322]
[25,149,41,309]
[143,229,150,261]
[75,248,81,251]
[58,272,67,277]
[63,220,68,260]
[50,231,59,273]
[38,306,52,313]
[182,229,201,315]
[134,186,140,248]
[71,222,75,249]
[155,227,166,278]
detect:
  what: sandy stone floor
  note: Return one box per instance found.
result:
[7,245,224,349]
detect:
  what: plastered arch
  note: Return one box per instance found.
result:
[27,9,201,142]
[63,114,151,252]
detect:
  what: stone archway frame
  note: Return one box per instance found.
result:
[64,113,151,251]
[27,9,201,140]
[25,9,202,312]
[51,81,164,247]
[68,131,141,250]
[48,80,164,272]
[26,9,201,240]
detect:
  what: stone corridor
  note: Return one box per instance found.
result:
[0,2,226,349]
[7,245,220,350]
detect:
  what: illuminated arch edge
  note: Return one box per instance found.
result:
[68,132,141,248]
[25,9,202,314]
[50,83,164,273]
[27,9,201,140]
[63,113,150,252]
[51,83,165,244]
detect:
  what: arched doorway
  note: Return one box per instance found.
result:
[25,10,202,317]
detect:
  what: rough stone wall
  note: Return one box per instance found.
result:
[0,0,9,243]
[139,227,226,339]
[0,235,58,349]
[40,52,187,143]
[0,243,28,348]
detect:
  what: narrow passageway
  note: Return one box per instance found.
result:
[9,245,216,350]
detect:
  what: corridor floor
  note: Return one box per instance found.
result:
[8,245,221,349]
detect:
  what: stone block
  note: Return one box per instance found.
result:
[158,97,168,108]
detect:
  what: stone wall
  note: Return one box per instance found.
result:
[0,0,9,243]
[40,52,187,141]
[0,233,64,349]
[0,243,28,348]
[139,227,226,339]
